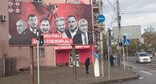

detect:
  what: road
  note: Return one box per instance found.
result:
[109,56,156,84]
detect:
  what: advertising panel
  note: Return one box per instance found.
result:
[8,1,92,46]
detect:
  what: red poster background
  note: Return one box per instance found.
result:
[9,2,92,45]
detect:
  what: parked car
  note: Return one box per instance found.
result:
[136,52,151,63]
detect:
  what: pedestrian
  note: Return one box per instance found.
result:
[85,56,90,74]
[110,54,114,67]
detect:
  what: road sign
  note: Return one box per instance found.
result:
[123,39,130,46]
[97,15,105,22]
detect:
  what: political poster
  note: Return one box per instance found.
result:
[8,1,92,46]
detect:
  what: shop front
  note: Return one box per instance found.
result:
[55,45,93,67]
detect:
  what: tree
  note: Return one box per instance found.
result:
[144,26,155,32]
[142,26,156,51]
[128,39,137,56]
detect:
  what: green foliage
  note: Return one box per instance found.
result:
[128,39,138,55]
[142,26,156,51]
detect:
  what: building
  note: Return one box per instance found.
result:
[0,0,102,70]
[113,25,141,40]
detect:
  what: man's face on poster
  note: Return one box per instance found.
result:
[79,20,88,33]
[28,16,38,29]
[16,20,27,34]
[40,20,50,33]
[67,17,77,30]
[56,20,65,33]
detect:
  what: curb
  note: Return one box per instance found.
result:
[88,66,139,84]
[88,75,139,84]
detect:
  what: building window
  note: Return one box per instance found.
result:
[36,48,45,57]
[34,0,42,2]
[40,48,45,57]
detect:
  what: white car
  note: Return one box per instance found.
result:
[148,54,153,58]
[136,52,151,63]
[146,51,153,58]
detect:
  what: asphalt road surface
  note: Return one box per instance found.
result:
[109,56,156,84]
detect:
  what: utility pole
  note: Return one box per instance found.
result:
[99,0,104,77]
[116,0,122,66]
[107,29,111,80]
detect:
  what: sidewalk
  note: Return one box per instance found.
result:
[0,60,139,84]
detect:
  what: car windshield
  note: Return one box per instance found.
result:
[147,52,152,54]
[139,53,148,57]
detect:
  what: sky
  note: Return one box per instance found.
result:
[102,0,156,34]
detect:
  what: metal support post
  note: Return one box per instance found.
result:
[72,45,77,80]
[37,32,40,84]
[30,46,34,84]
[126,46,129,70]
[108,46,110,80]
[123,46,125,70]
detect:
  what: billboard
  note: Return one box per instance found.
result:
[113,25,141,39]
[8,1,93,46]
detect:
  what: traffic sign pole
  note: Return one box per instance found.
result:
[97,14,105,77]
[123,46,125,70]
[126,46,129,70]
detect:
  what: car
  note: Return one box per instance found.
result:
[136,52,151,63]
[148,53,153,58]
[146,51,153,58]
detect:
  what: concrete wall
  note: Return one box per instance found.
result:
[38,46,56,67]
[8,47,31,69]
[0,0,92,69]
[8,46,56,69]
[0,0,9,58]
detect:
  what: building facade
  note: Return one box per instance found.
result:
[0,0,101,70]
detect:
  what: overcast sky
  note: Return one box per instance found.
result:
[102,0,156,34]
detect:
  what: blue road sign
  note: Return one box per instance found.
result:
[123,39,130,46]
[97,15,105,22]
